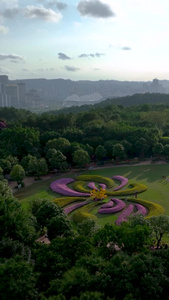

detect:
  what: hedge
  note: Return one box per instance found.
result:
[53,197,87,207]
[72,181,90,193]
[73,202,99,224]
[127,197,164,218]
[107,183,147,196]
[76,175,114,188]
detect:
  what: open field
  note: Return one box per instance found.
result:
[14,163,169,227]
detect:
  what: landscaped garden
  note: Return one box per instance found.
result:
[16,163,169,227]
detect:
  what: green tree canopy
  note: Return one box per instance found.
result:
[10,164,25,185]
[73,149,90,167]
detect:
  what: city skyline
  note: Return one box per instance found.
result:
[1,0,169,81]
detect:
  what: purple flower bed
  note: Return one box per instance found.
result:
[113,175,128,191]
[99,183,106,189]
[99,198,126,214]
[133,204,147,216]
[116,204,134,225]
[88,182,98,190]
[50,178,90,197]
[101,200,114,208]
[64,201,88,215]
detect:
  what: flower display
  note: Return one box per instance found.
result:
[88,182,98,190]
[99,198,126,214]
[134,203,147,216]
[90,188,107,201]
[64,201,88,215]
[99,183,106,189]
[50,178,90,197]
[50,174,164,225]
[113,175,128,191]
[116,204,134,225]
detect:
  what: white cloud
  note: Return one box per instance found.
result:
[23,5,62,22]
[77,0,115,18]
[0,53,26,62]
[0,25,9,34]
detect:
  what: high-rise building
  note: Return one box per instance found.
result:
[0,75,9,85]
[5,85,19,107]
[0,82,11,107]
[17,82,26,106]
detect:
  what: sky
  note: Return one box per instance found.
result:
[1,0,169,81]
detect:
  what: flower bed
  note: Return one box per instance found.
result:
[53,197,87,207]
[64,201,88,215]
[127,197,164,218]
[73,202,98,224]
[99,198,126,214]
[133,204,147,216]
[107,183,147,196]
[77,175,114,188]
[50,178,90,197]
[116,204,134,225]
[88,182,98,190]
[113,175,128,191]
[101,200,114,208]
[73,181,90,193]
[99,183,106,189]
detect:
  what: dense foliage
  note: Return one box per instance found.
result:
[2,95,169,298]
[1,180,169,299]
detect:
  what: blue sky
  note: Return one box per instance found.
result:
[1,0,169,81]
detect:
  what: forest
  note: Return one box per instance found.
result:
[1,93,169,299]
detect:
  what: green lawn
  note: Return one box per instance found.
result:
[15,164,169,226]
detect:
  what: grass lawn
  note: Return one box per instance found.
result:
[15,164,169,226]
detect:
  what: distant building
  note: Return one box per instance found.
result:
[0,75,8,85]
[0,82,11,107]
[5,84,19,107]
[26,89,41,107]
[17,82,26,106]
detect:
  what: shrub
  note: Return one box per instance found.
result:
[73,202,99,224]
[107,183,147,196]
[77,175,114,188]
[53,197,87,207]
[127,197,164,218]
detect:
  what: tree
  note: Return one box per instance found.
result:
[0,257,37,300]
[152,143,163,158]
[45,137,70,154]
[35,200,63,228]
[135,137,149,157]
[112,143,126,160]
[77,219,100,237]
[162,144,169,160]
[0,126,41,159]
[0,159,12,174]
[0,166,3,180]
[0,180,36,244]
[10,164,25,186]
[148,215,169,249]
[47,149,67,170]
[28,157,48,179]
[73,149,90,167]
[47,215,73,240]
[95,145,107,161]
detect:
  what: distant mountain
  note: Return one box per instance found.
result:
[44,93,169,115]
[13,78,168,107]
